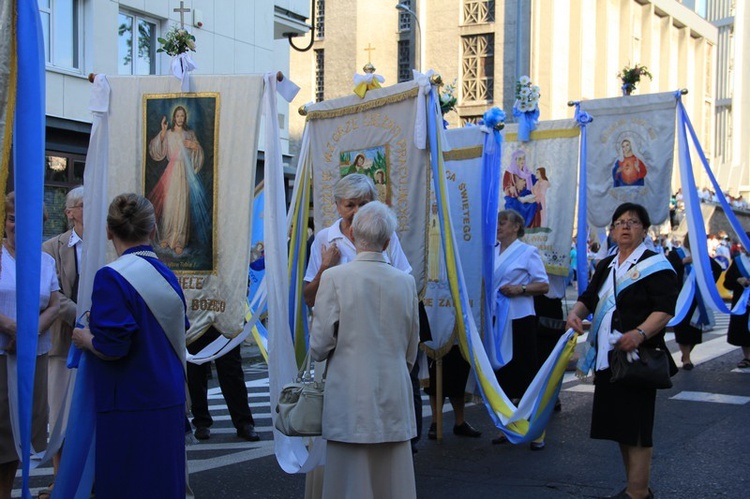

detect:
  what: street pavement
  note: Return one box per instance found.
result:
[15,312,750,498]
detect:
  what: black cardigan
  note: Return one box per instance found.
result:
[579,250,679,348]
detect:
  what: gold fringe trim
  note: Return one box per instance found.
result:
[0,2,18,227]
[443,145,483,162]
[306,87,420,122]
[505,127,580,142]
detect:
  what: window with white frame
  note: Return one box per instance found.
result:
[38,0,83,71]
[118,11,159,75]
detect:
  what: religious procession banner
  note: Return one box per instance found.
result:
[304,80,429,290]
[579,92,677,228]
[0,0,13,218]
[100,75,263,341]
[501,119,579,276]
[422,126,485,356]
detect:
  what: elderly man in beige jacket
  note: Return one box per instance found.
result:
[311,200,419,499]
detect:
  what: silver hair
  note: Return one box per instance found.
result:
[65,185,84,209]
[333,173,377,203]
[352,201,396,251]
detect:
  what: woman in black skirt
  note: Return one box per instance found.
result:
[667,235,722,370]
[565,203,678,499]
[723,236,750,368]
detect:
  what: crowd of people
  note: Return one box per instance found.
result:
[1,174,749,499]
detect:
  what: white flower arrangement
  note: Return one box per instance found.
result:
[157,25,196,57]
[514,76,540,113]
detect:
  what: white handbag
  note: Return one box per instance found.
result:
[274,353,326,437]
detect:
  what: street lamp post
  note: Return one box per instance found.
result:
[396,3,423,72]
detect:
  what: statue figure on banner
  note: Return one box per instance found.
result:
[503,149,541,228]
[612,138,647,187]
[374,169,387,202]
[148,105,209,256]
[531,166,550,227]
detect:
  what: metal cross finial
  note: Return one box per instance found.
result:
[364,43,376,64]
[174,1,191,28]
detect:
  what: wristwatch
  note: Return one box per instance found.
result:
[521,284,527,295]
[636,328,647,340]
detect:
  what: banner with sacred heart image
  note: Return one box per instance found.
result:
[422,126,486,355]
[579,92,677,228]
[304,80,430,291]
[100,75,264,342]
[501,119,580,276]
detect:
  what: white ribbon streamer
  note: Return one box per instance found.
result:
[412,69,434,149]
[352,72,385,86]
[171,53,197,93]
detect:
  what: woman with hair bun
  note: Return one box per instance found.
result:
[73,193,188,498]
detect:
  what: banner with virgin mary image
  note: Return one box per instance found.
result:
[579,92,677,228]
[97,75,263,342]
[501,119,580,276]
[303,80,429,291]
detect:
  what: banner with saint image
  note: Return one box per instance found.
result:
[501,119,579,276]
[304,81,429,291]
[579,92,677,228]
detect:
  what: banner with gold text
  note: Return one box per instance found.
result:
[422,126,485,354]
[304,81,429,290]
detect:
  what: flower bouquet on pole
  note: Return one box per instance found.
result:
[618,63,652,96]
[512,76,540,141]
[158,25,197,92]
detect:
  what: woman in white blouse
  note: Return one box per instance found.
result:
[490,209,549,449]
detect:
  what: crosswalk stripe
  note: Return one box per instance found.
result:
[670,391,750,405]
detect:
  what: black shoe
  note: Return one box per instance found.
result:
[529,441,545,451]
[237,424,260,441]
[194,427,210,440]
[491,434,509,445]
[453,421,482,438]
[427,423,437,440]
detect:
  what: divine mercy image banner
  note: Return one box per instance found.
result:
[143,93,218,272]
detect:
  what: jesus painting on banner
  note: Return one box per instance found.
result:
[144,94,217,271]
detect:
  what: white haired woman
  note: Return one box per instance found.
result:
[303,173,411,307]
[311,201,419,499]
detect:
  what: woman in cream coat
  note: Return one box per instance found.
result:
[311,201,419,499]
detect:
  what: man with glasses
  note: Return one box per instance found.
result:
[41,186,84,493]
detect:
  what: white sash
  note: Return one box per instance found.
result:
[107,254,187,373]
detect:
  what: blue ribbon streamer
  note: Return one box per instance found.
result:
[675,95,736,314]
[574,106,593,296]
[480,107,504,373]
[13,2,46,497]
[512,107,539,142]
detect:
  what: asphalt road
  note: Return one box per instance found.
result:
[16,315,750,498]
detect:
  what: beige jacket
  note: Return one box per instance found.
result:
[42,229,78,357]
[310,251,419,444]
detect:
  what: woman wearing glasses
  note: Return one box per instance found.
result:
[565,202,678,499]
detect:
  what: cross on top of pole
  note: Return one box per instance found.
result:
[364,43,376,64]
[174,1,191,28]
